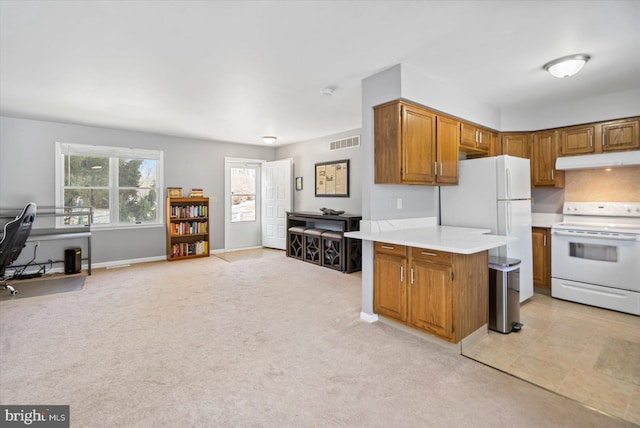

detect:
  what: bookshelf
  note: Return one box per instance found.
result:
[166,197,210,261]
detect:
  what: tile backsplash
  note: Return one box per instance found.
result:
[564,166,640,202]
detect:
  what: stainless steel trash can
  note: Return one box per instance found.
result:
[489,256,522,334]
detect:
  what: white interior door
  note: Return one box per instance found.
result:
[225,158,262,251]
[262,158,293,249]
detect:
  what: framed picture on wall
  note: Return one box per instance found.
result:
[315,159,349,197]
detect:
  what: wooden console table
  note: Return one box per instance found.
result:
[286,211,362,273]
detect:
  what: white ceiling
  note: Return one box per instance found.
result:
[1,1,639,146]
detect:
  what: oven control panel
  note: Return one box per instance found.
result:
[563,202,640,218]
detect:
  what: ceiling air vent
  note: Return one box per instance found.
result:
[329,135,360,151]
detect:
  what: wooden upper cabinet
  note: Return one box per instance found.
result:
[559,125,595,156]
[489,131,500,157]
[402,104,437,183]
[477,129,492,152]
[531,130,564,188]
[374,101,436,185]
[601,118,639,152]
[460,123,491,155]
[374,100,458,186]
[436,116,460,185]
[501,133,530,159]
[374,101,403,184]
[460,123,476,149]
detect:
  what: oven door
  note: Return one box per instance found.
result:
[551,229,640,292]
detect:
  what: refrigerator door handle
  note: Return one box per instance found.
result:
[506,168,512,199]
[506,202,512,235]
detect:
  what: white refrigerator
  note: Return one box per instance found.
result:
[440,155,533,302]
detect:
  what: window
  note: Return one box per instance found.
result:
[55,142,163,228]
[230,166,257,222]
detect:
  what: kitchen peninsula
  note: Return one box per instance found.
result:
[345,218,512,344]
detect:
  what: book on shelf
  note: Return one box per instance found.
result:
[171,221,208,236]
[170,205,208,219]
[189,188,204,198]
[170,240,209,258]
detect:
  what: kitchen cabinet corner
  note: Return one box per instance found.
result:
[500,133,530,159]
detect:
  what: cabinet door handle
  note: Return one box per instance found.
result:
[602,133,605,147]
[381,245,395,250]
[410,267,414,284]
[434,162,438,174]
[439,162,443,176]
[551,169,554,180]
[421,251,438,257]
[590,134,593,147]
[543,235,546,246]
[475,130,479,143]
[400,266,404,282]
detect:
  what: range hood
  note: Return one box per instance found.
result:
[556,151,640,170]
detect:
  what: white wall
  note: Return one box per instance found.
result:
[401,63,501,130]
[0,116,276,267]
[275,128,362,215]
[501,88,640,131]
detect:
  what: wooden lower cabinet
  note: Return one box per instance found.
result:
[532,227,551,289]
[374,243,489,343]
[409,258,453,339]
[374,243,408,322]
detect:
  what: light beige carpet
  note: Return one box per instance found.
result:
[0,249,632,427]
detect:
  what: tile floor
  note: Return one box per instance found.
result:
[462,293,640,425]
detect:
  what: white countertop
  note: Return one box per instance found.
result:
[345,223,513,254]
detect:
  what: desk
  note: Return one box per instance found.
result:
[29,228,92,275]
[1,206,93,275]
[1,227,92,275]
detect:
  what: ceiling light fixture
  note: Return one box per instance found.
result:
[320,86,336,96]
[262,136,277,145]
[543,54,590,78]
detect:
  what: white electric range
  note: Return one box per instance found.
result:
[551,202,640,316]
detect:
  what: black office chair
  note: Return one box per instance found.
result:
[0,202,37,295]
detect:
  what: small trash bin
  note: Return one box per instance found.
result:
[488,256,523,334]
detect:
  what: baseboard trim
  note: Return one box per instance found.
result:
[360,312,379,323]
[459,324,488,354]
[220,246,263,253]
[93,255,166,270]
[377,315,460,354]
